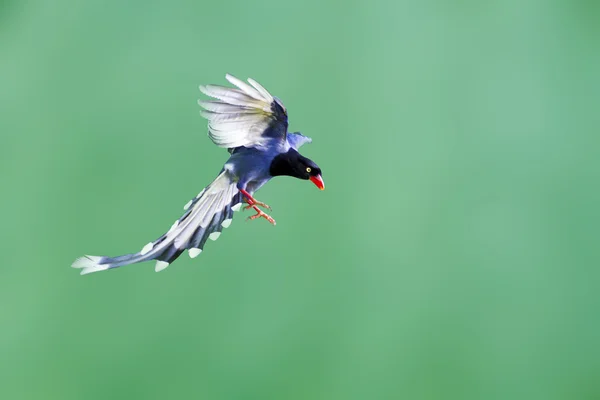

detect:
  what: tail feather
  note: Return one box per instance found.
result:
[72,171,244,275]
[155,247,185,269]
[72,256,108,275]
[187,191,240,255]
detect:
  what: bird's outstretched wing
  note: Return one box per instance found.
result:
[199,74,288,150]
[72,171,243,274]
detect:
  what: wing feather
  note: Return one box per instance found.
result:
[198,101,256,114]
[200,111,263,123]
[247,78,274,103]
[199,74,288,150]
[225,74,265,101]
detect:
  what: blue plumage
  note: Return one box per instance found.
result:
[72,74,323,274]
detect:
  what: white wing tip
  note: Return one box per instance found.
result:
[231,203,242,212]
[208,232,221,241]
[189,248,202,258]
[198,85,211,97]
[221,218,232,228]
[155,261,169,272]
[247,77,274,102]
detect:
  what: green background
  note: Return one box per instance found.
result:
[1,0,599,399]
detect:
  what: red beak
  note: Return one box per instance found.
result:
[309,175,325,190]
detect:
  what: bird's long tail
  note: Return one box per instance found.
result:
[72,171,243,274]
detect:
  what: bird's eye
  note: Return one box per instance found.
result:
[306,167,312,173]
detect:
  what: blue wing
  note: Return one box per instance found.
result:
[287,132,312,150]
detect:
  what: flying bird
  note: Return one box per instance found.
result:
[72,74,324,274]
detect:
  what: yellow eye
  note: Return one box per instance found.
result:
[306,167,312,173]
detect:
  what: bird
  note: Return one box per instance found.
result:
[72,74,324,275]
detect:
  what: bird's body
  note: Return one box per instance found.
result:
[225,132,313,193]
[73,74,323,274]
[225,144,283,194]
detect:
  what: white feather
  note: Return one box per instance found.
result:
[173,193,215,249]
[198,74,284,150]
[167,220,179,234]
[72,256,110,275]
[189,248,202,258]
[172,174,237,249]
[199,192,221,228]
[199,85,263,108]
[81,264,110,275]
[207,122,270,149]
[247,78,274,103]
[138,171,235,257]
[72,255,102,268]
[198,101,255,113]
[200,111,261,123]
[155,261,169,272]
[71,172,239,275]
[225,74,265,101]
[207,123,265,144]
[140,242,154,255]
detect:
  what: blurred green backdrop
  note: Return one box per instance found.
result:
[1,0,599,399]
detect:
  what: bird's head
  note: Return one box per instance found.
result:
[298,157,325,190]
[270,149,325,190]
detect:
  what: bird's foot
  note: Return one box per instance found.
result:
[243,197,271,211]
[239,189,276,225]
[246,205,276,225]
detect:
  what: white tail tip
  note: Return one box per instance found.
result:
[72,255,109,275]
[140,242,154,255]
[155,260,169,272]
[189,248,202,258]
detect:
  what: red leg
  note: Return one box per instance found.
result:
[239,189,276,225]
[240,189,272,210]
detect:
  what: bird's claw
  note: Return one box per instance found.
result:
[246,206,276,225]
[243,199,271,211]
[239,189,275,224]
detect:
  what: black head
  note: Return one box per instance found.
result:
[269,149,325,190]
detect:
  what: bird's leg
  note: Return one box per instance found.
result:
[240,189,272,210]
[240,189,272,211]
[239,189,276,225]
